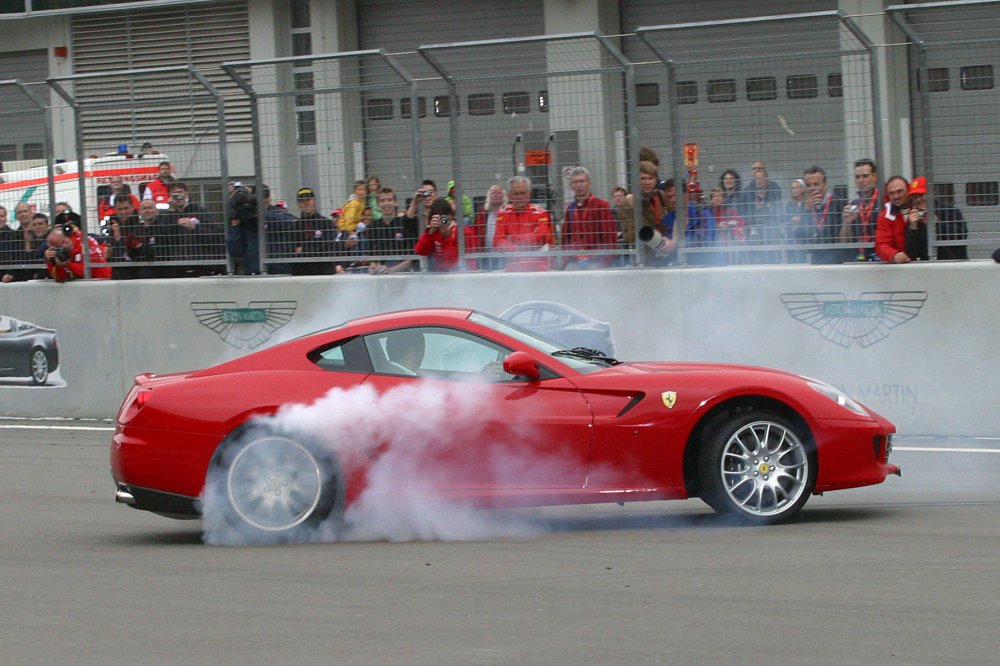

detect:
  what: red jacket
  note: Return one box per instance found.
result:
[47,231,112,281]
[494,203,554,272]
[413,224,479,272]
[143,178,171,206]
[875,202,906,262]
[560,194,617,267]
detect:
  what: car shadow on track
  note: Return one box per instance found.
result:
[514,504,895,533]
[105,505,896,547]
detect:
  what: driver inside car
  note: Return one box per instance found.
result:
[384,329,426,375]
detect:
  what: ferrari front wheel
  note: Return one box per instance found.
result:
[698,410,816,525]
[205,427,343,543]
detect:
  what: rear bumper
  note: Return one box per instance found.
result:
[115,481,199,519]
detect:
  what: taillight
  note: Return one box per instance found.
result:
[135,387,152,408]
[117,385,153,423]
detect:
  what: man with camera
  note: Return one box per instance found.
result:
[843,158,881,261]
[877,176,930,263]
[404,179,438,228]
[43,213,111,282]
[226,181,259,274]
[800,165,852,264]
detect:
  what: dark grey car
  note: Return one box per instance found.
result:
[0,316,59,385]
[498,301,616,357]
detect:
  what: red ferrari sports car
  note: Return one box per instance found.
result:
[111,308,899,540]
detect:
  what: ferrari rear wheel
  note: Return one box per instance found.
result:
[699,410,816,525]
[30,348,49,385]
[208,428,342,541]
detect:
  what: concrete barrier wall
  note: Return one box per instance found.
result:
[1,262,996,436]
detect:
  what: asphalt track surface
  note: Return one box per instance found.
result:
[1,420,997,665]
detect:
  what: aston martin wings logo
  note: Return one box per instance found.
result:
[191,301,297,349]
[781,291,927,348]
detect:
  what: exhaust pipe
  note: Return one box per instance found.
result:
[115,486,137,506]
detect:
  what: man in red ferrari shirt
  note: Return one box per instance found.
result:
[560,166,617,269]
[43,213,112,281]
[494,176,554,272]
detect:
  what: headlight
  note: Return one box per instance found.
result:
[806,381,869,416]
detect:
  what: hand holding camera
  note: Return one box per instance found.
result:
[45,245,70,264]
[428,214,446,233]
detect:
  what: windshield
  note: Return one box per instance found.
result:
[469,311,615,374]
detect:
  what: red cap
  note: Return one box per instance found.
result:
[332,208,343,216]
[908,176,927,196]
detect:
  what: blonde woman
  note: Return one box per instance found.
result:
[471,184,506,270]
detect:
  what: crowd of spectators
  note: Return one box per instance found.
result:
[0,152,976,282]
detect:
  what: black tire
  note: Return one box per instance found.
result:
[205,426,343,543]
[30,348,49,385]
[698,409,817,525]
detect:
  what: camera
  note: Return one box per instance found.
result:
[421,190,433,199]
[229,185,257,220]
[52,246,71,263]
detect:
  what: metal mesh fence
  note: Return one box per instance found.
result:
[48,66,229,278]
[0,80,55,281]
[891,0,1000,260]
[223,51,423,275]
[633,11,878,265]
[3,4,999,280]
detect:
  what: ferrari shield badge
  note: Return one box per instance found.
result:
[661,391,677,409]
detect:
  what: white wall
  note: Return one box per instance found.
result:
[1,262,996,436]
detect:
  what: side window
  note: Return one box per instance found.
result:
[309,336,371,374]
[365,326,519,381]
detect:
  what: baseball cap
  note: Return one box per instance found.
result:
[332,208,343,216]
[908,176,927,196]
[296,187,316,200]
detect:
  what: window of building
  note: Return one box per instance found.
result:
[468,93,495,116]
[966,181,999,206]
[365,98,393,120]
[538,90,548,113]
[787,74,818,99]
[434,95,453,117]
[707,79,737,103]
[400,96,427,119]
[291,33,312,58]
[0,144,15,162]
[503,92,530,115]
[827,73,843,98]
[296,110,316,145]
[676,81,698,105]
[294,71,314,108]
[22,143,43,159]
[290,0,310,29]
[960,64,994,91]
[933,182,955,198]
[636,82,660,106]
[924,68,950,93]
[746,77,777,101]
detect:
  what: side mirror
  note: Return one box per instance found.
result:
[502,351,540,381]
